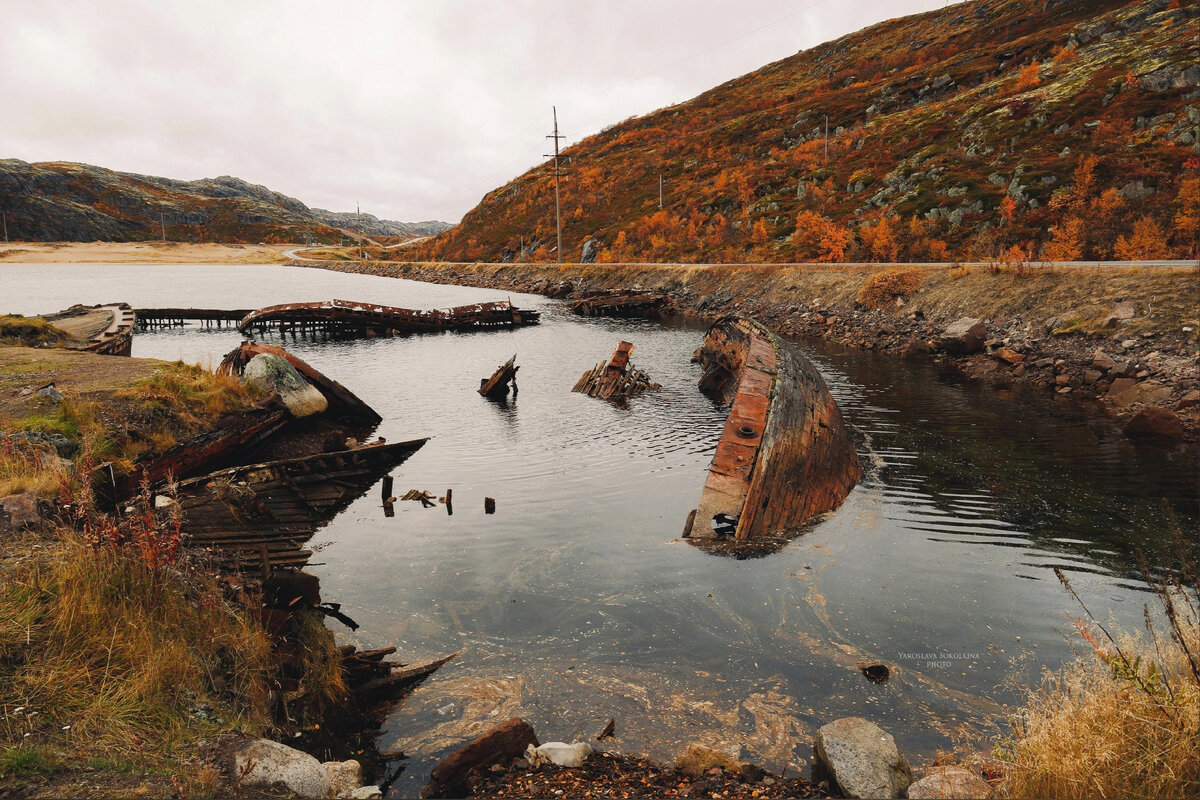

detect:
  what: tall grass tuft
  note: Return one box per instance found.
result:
[0,532,272,766]
[998,510,1200,799]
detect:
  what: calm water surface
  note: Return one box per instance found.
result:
[4,263,1196,793]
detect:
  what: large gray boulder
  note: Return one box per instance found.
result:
[243,353,328,418]
[939,317,986,354]
[232,738,330,798]
[812,717,911,799]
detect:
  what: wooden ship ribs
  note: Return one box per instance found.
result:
[237,298,540,338]
[172,438,428,571]
[569,289,675,318]
[684,317,861,545]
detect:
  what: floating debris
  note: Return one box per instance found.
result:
[572,341,660,401]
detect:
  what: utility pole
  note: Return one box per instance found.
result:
[160,209,166,242]
[824,114,829,164]
[2,210,7,243]
[659,175,664,209]
[357,203,364,260]
[546,106,565,263]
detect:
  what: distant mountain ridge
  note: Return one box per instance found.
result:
[0,159,451,243]
[411,0,1197,264]
[308,209,451,238]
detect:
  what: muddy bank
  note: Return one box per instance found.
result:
[296,260,1200,440]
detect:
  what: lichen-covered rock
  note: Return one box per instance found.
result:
[0,491,43,532]
[907,767,990,799]
[940,317,986,354]
[243,353,328,418]
[674,744,762,782]
[231,738,330,798]
[813,717,911,799]
[324,759,363,798]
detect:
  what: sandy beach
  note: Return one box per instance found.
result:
[0,241,297,264]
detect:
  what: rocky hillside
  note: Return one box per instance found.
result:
[410,0,1198,264]
[0,159,450,244]
[309,209,451,239]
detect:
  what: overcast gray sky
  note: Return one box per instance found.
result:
[2,0,959,223]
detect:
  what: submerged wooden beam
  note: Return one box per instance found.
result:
[479,354,519,397]
[685,317,861,548]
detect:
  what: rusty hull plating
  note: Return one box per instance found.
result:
[685,317,861,549]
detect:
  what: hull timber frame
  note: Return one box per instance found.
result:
[685,317,861,547]
[172,437,428,571]
[237,298,540,339]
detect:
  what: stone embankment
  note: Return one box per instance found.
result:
[297,260,1200,441]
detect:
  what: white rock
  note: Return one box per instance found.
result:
[243,353,328,418]
[232,738,330,798]
[349,785,383,799]
[525,741,592,767]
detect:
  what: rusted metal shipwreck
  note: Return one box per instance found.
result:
[683,317,861,550]
[572,341,660,401]
[237,298,540,338]
[479,355,519,398]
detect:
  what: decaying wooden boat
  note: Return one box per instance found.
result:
[569,289,675,318]
[217,340,383,424]
[683,317,861,548]
[479,354,518,398]
[172,437,428,570]
[572,341,660,401]
[44,302,136,356]
[237,298,540,338]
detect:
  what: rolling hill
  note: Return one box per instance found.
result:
[409,0,1198,264]
[0,159,450,244]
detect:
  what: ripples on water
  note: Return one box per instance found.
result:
[4,263,1196,792]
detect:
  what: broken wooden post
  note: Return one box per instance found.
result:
[484,497,496,514]
[445,487,453,516]
[381,475,394,503]
[478,355,519,398]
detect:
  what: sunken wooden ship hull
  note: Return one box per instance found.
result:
[684,317,861,546]
[218,340,383,424]
[173,438,427,569]
[237,298,540,338]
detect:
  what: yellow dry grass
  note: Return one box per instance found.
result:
[998,589,1200,799]
[0,533,272,767]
